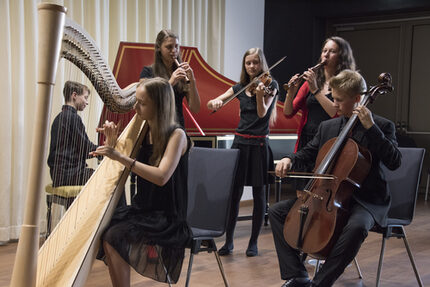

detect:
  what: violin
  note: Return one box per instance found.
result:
[283,73,393,259]
[211,56,286,113]
[248,72,276,96]
[283,60,327,90]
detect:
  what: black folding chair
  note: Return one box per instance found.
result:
[185,147,240,287]
[373,147,425,287]
[312,147,425,287]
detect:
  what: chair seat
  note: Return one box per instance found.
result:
[190,227,223,238]
[386,218,411,226]
[371,218,412,233]
[45,183,83,198]
[45,183,83,238]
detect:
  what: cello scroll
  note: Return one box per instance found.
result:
[363,72,393,104]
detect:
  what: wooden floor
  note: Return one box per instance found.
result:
[1,193,430,287]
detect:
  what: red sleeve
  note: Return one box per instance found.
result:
[284,81,309,119]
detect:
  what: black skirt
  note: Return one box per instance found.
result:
[231,136,274,187]
[97,206,189,283]
[96,140,191,284]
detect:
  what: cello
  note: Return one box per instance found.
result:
[283,73,393,259]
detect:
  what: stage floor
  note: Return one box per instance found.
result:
[1,192,429,287]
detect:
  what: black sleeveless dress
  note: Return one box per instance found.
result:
[98,133,191,283]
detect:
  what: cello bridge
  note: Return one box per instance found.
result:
[303,189,323,201]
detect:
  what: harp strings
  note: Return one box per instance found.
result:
[35,12,144,285]
[49,60,99,225]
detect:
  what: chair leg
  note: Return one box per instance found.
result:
[425,171,429,201]
[312,257,361,279]
[214,250,230,287]
[185,252,195,287]
[376,236,387,287]
[264,184,270,226]
[353,257,363,279]
[275,176,281,202]
[401,227,424,287]
[46,195,53,239]
[186,239,230,287]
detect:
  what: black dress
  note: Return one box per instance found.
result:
[231,81,278,187]
[297,92,333,155]
[98,131,191,283]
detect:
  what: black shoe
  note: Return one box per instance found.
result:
[218,244,233,256]
[281,277,311,287]
[246,244,258,257]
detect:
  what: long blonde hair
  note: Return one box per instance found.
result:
[140,77,177,165]
[239,47,277,126]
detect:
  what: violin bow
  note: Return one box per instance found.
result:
[182,102,205,136]
[211,55,287,114]
[268,171,336,180]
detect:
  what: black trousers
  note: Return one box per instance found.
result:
[269,198,375,287]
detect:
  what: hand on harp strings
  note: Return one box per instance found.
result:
[11,5,147,287]
[94,120,121,148]
[174,59,191,83]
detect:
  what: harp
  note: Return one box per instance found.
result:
[10,4,144,287]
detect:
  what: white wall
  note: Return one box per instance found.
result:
[224,0,265,200]
[223,0,265,81]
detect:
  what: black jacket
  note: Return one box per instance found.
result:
[287,114,401,226]
[47,105,97,186]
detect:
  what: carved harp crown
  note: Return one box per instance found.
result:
[62,18,137,113]
[10,4,145,287]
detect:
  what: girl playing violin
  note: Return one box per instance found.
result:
[207,47,279,257]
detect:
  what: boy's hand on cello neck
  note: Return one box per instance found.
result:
[353,105,375,130]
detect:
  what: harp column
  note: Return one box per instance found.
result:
[10,4,67,287]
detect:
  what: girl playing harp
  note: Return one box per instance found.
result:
[92,77,191,286]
